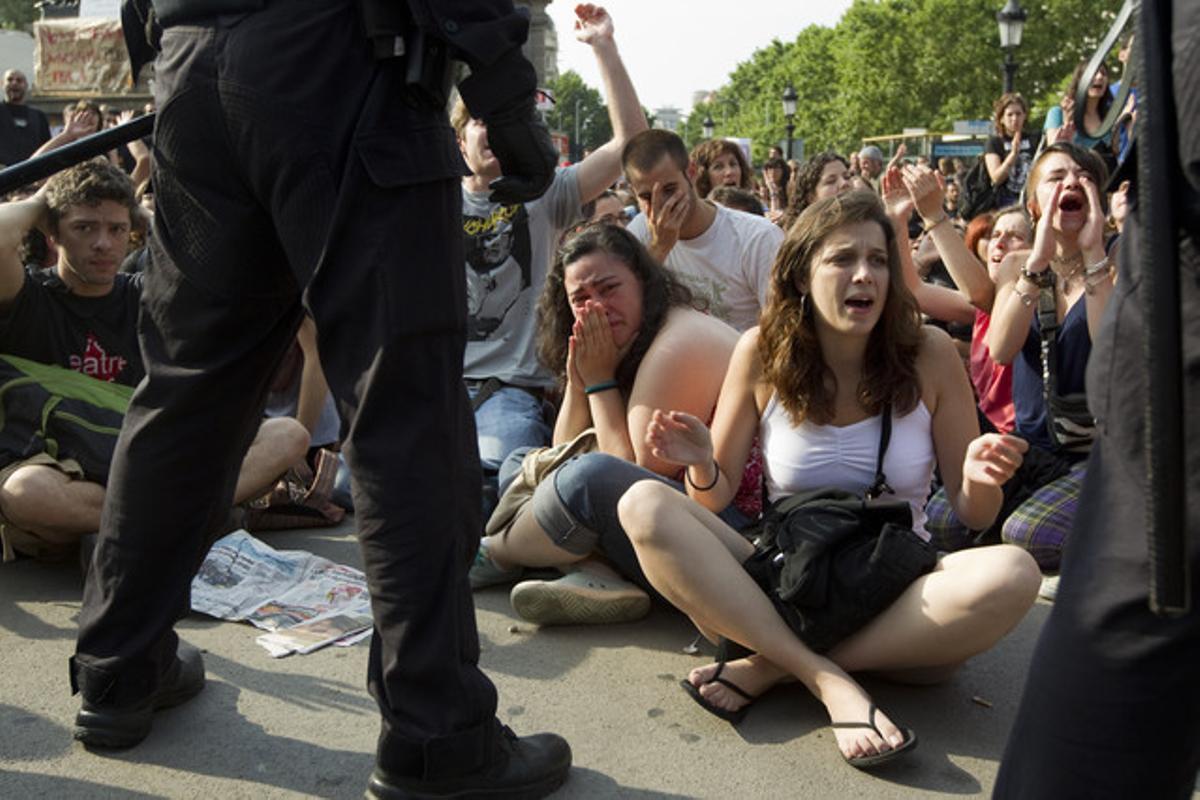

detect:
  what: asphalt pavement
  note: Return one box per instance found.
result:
[1,517,1055,799]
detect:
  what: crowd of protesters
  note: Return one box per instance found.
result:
[0,7,1138,772]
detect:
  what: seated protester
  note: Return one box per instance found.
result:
[900,166,1033,434]
[1106,178,1130,251]
[690,138,754,199]
[984,92,1040,210]
[33,100,102,160]
[469,222,743,625]
[262,315,354,513]
[0,159,308,561]
[879,167,976,329]
[781,152,854,230]
[624,130,783,332]
[708,185,764,216]
[457,4,647,517]
[583,188,629,227]
[615,190,1039,768]
[932,143,1115,597]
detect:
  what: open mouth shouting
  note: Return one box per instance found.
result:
[845,295,876,315]
[1057,191,1086,217]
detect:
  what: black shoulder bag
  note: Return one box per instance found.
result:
[739,404,938,654]
[1036,281,1096,455]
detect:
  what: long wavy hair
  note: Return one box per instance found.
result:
[536,223,698,394]
[782,152,849,231]
[690,139,753,198]
[759,190,923,425]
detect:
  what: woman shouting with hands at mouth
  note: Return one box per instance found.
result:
[983,142,1115,593]
[469,221,749,626]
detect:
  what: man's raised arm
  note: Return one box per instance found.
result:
[571,4,649,203]
[0,192,46,304]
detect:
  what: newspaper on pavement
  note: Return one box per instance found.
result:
[191,530,373,657]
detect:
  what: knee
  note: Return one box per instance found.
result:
[259,417,311,464]
[1,468,62,528]
[968,545,1041,616]
[617,480,680,547]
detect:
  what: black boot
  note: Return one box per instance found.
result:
[367,721,571,800]
[73,641,206,749]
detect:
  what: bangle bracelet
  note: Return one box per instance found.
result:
[584,380,619,395]
[685,459,720,491]
[1085,255,1111,276]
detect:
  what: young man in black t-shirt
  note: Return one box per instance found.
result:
[0,160,307,561]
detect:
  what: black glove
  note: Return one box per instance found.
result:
[483,98,558,205]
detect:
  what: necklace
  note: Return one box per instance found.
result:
[1051,253,1084,294]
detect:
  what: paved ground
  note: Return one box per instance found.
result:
[1,517,1054,799]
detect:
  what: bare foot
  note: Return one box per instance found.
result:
[686,656,788,715]
[817,677,908,761]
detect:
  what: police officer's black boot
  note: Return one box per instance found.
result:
[367,719,571,799]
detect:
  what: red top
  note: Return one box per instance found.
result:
[970,309,1015,434]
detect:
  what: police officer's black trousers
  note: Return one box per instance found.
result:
[72,0,501,774]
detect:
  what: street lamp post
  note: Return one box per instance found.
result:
[996,0,1027,94]
[781,85,798,161]
[702,114,715,140]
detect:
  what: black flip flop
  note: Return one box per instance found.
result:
[831,703,918,769]
[680,662,757,725]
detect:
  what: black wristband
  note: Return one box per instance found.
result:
[685,459,720,491]
[1020,266,1053,288]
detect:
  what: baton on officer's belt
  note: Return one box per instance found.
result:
[1136,0,1188,617]
[0,113,155,197]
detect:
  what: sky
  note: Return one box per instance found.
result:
[545,1,856,114]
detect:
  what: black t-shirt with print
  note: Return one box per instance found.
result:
[0,266,144,386]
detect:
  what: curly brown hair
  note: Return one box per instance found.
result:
[781,151,849,231]
[536,222,698,394]
[43,157,137,233]
[690,139,753,198]
[759,190,923,425]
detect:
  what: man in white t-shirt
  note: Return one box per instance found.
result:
[454,5,647,512]
[622,130,783,332]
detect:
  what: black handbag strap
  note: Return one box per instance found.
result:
[1036,278,1062,405]
[864,402,894,501]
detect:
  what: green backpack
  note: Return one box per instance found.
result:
[0,354,132,484]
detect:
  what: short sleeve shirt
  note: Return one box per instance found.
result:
[462,166,582,388]
[0,267,145,387]
[627,204,782,331]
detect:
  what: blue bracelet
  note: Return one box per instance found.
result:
[584,380,619,395]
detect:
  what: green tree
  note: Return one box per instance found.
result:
[545,70,611,160]
[0,0,35,31]
[691,0,1125,161]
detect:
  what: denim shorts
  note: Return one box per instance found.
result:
[528,452,749,594]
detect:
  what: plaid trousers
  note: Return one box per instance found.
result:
[924,460,1087,571]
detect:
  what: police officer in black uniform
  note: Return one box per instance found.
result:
[70,1,571,797]
[995,3,1200,797]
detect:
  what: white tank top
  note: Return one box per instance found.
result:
[760,393,936,540]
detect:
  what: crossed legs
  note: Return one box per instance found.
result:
[0,416,308,553]
[617,480,1039,761]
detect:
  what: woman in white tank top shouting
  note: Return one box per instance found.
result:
[618,190,1040,769]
